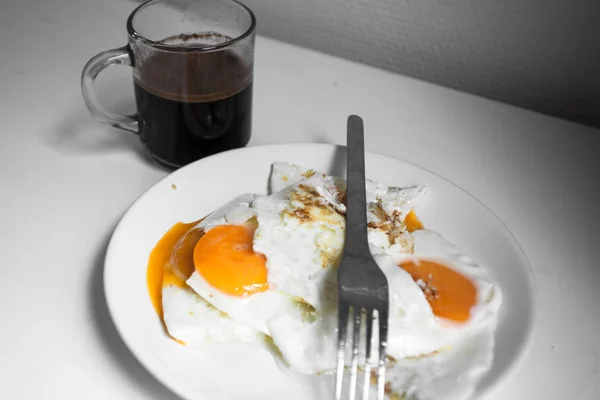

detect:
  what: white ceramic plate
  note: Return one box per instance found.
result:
[104,144,535,400]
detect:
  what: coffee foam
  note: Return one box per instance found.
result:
[136,33,252,103]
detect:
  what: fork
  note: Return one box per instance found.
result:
[335,115,390,400]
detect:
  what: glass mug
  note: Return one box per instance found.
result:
[82,0,256,169]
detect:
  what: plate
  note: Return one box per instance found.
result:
[104,144,535,400]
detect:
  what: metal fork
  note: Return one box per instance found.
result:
[335,115,390,400]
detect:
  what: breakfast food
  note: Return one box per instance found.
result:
[147,162,502,400]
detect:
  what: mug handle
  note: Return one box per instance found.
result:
[81,46,138,134]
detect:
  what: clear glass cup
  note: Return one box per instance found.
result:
[81,0,256,169]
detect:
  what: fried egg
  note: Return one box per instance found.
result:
[368,229,502,365]
[382,230,501,400]
[156,195,264,345]
[147,162,502,400]
[264,163,502,399]
[184,198,297,335]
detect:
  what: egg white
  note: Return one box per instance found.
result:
[270,162,427,255]
[194,193,257,232]
[162,285,258,345]
[185,270,296,335]
[253,176,345,314]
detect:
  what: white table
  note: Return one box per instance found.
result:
[1,0,599,398]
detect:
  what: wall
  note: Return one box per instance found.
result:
[243,0,599,128]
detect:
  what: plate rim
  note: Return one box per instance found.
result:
[103,142,537,400]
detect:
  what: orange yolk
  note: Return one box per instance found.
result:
[163,227,205,288]
[400,259,476,323]
[193,224,269,297]
[147,220,202,319]
[404,210,424,232]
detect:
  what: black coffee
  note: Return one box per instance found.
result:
[134,38,253,168]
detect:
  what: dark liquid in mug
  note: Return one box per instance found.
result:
[134,36,253,168]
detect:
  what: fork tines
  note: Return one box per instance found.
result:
[336,301,389,400]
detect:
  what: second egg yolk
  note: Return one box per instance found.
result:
[400,259,477,323]
[193,224,269,297]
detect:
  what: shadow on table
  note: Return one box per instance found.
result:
[90,228,183,400]
[44,99,168,171]
[48,105,141,154]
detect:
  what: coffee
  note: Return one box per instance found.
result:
[134,34,253,168]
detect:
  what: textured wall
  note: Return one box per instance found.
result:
[242,0,599,128]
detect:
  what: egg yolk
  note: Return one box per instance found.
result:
[163,227,205,289]
[193,224,269,297]
[147,221,202,318]
[399,259,476,323]
[404,210,424,233]
[147,220,205,345]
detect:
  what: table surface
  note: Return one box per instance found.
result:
[1,0,599,398]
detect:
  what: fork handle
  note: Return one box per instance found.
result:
[344,115,371,256]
